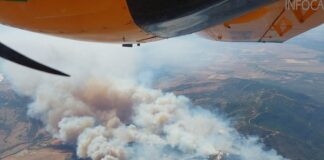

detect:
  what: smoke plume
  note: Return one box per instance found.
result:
[1,26,287,160]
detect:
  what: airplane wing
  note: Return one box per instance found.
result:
[199,0,324,42]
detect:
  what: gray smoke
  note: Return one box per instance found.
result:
[1,26,288,160]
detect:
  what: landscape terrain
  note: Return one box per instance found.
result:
[1,39,324,160]
[155,43,324,160]
[0,79,75,160]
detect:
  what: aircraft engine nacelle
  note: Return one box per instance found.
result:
[0,0,275,43]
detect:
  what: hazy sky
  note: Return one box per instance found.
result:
[0,24,323,76]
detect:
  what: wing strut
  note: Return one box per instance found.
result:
[0,42,70,77]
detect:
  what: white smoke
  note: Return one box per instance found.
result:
[0,26,288,160]
[0,74,4,82]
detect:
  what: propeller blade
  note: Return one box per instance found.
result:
[0,42,70,77]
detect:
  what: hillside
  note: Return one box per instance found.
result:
[0,80,74,160]
[163,78,324,160]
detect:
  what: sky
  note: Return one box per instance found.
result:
[0,24,323,78]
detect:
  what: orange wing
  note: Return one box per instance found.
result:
[199,0,324,42]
